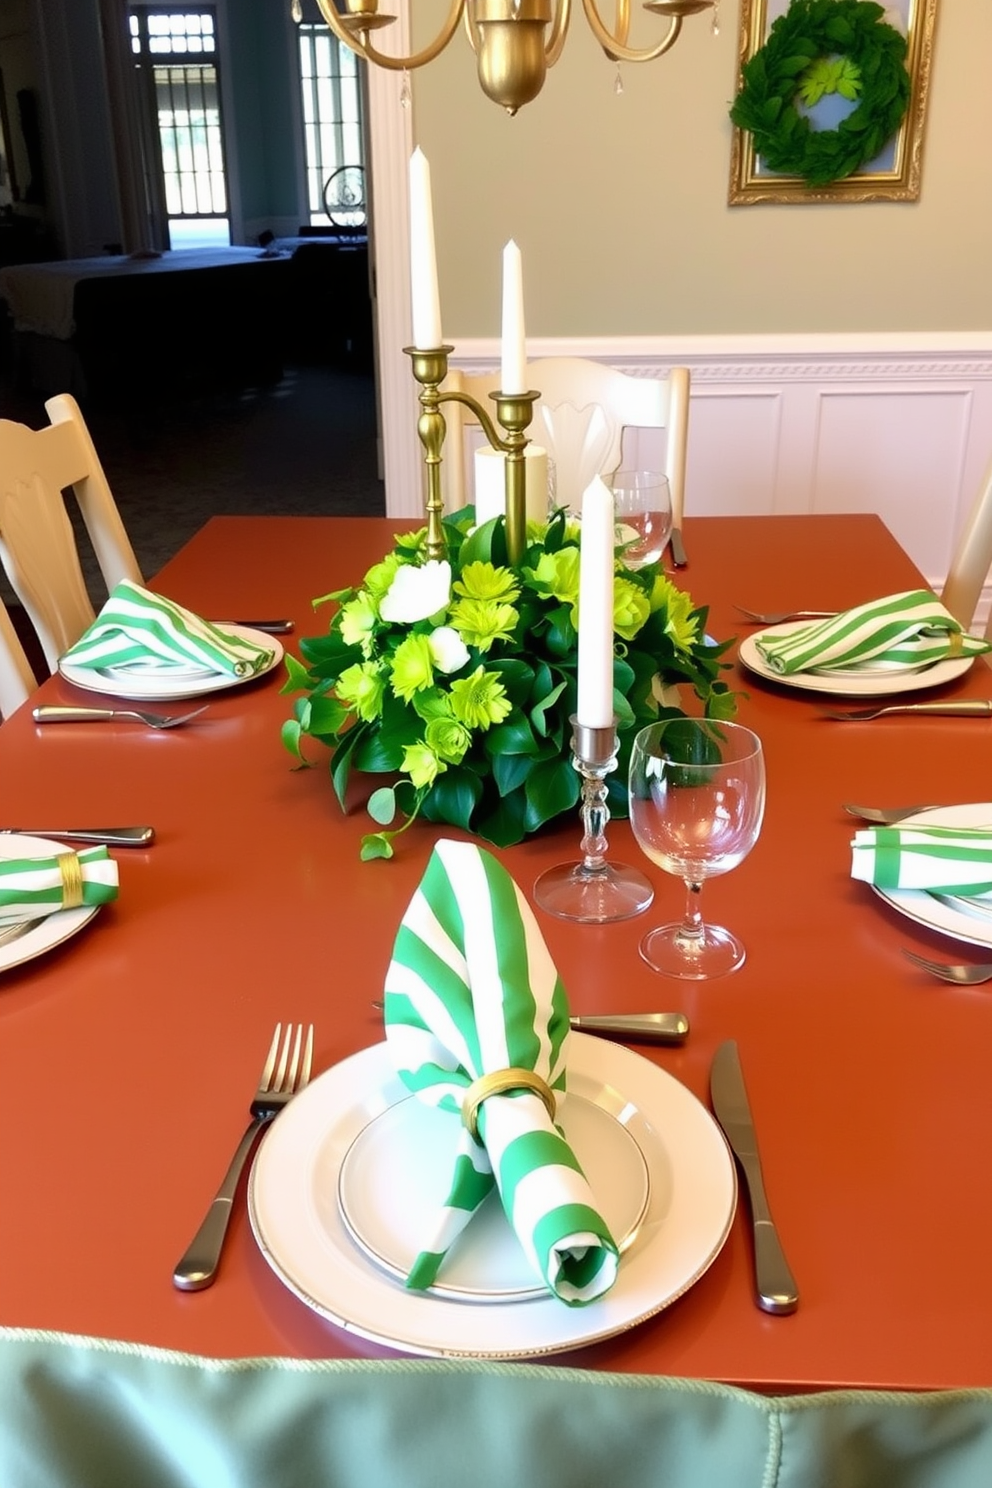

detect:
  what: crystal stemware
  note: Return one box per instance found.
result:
[628,718,765,978]
[609,471,673,570]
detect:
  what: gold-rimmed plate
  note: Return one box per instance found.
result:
[738,622,972,698]
[336,1088,650,1304]
[248,1033,736,1359]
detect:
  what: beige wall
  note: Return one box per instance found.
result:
[410,0,991,339]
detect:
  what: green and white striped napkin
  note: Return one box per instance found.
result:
[0,845,118,924]
[851,826,992,896]
[383,839,619,1307]
[61,581,273,679]
[755,590,991,675]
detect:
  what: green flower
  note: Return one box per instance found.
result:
[394,527,427,553]
[402,740,444,789]
[453,561,520,605]
[425,714,472,764]
[390,632,435,701]
[449,666,513,730]
[613,577,651,640]
[525,547,581,618]
[336,661,386,722]
[338,593,378,657]
[362,554,403,601]
[449,597,518,652]
[650,574,700,650]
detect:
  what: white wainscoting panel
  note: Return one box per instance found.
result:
[430,334,992,615]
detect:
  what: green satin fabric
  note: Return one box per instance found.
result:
[3,1328,992,1488]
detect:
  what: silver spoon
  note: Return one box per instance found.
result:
[844,803,945,825]
[33,704,208,730]
[902,949,992,986]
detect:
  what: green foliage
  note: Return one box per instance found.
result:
[281,509,739,857]
[729,0,910,187]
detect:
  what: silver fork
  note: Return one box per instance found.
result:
[173,1022,314,1291]
[822,702,992,722]
[734,605,837,625]
[33,704,209,730]
[901,949,992,986]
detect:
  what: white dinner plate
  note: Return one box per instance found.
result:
[248,1034,737,1359]
[738,622,973,698]
[871,804,992,949]
[58,625,283,702]
[336,1089,651,1304]
[0,834,101,974]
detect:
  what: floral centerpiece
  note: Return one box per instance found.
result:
[281,508,738,859]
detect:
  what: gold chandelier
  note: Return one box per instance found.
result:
[311,0,714,116]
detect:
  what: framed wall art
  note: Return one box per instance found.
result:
[728,0,938,205]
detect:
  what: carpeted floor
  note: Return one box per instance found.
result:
[0,356,383,676]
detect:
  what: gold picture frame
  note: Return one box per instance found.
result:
[728,0,938,205]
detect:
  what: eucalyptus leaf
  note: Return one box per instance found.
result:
[367,786,398,826]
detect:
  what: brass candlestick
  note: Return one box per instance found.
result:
[405,345,540,566]
[405,345,455,562]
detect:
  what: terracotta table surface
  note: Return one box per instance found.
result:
[2,513,991,1391]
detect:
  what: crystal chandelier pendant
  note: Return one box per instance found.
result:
[400,70,412,108]
[290,0,302,21]
[613,64,624,96]
[711,1,720,35]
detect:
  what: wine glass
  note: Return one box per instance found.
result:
[609,471,673,570]
[628,718,766,978]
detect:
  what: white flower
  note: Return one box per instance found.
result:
[378,560,451,624]
[428,625,470,674]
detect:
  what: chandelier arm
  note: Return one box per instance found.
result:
[580,0,681,62]
[313,0,467,72]
[543,0,572,67]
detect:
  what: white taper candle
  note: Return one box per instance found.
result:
[409,148,442,349]
[500,240,526,395]
[576,477,615,729]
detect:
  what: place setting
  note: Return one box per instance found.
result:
[242,840,738,1359]
[850,804,992,954]
[0,834,121,973]
[736,590,992,700]
[51,579,284,709]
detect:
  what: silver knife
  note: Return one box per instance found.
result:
[570,1011,689,1044]
[216,619,294,634]
[0,827,155,847]
[669,527,687,567]
[709,1039,798,1315]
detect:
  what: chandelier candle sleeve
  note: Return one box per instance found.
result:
[500,240,527,394]
[408,149,442,349]
[576,477,615,730]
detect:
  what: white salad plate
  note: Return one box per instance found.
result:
[872,804,992,949]
[0,834,101,974]
[248,1033,737,1359]
[336,1089,651,1303]
[738,622,973,698]
[58,625,283,702]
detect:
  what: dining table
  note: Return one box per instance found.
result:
[3,511,992,1483]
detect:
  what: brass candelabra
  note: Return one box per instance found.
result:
[405,345,539,566]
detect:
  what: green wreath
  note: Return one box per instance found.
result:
[730,0,910,188]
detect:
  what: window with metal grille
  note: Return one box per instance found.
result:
[129,8,230,249]
[297,22,365,229]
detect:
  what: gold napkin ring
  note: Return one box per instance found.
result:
[462,1067,556,1142]
[947,631,964,657]
[56,851,83,910]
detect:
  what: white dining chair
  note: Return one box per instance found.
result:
[441,358,691,528]
[0,593,38,719]
[941,454,992,637]
[0,394,143,672]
